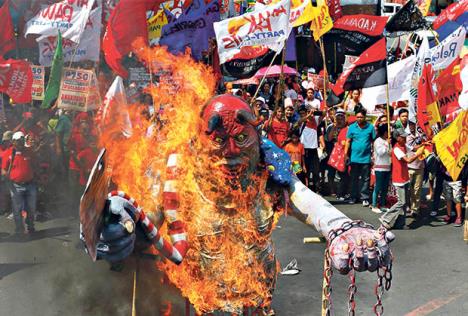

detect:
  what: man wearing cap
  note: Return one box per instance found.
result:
[0,131,13,215]
[379,128,424,229]
[1,131,36,234]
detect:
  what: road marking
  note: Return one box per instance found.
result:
[405,292,464,316]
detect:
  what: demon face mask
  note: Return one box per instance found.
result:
[199,94,260,187]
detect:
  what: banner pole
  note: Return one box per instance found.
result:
[384,37,391,140]
[274,46,286,110]
[319,38,328,108]
[250,49,282,108]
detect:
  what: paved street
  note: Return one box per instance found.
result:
[0,198,467,316]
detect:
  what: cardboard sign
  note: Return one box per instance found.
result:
[31,65,45,100]
[128,67,151,88]
[58,67,100,111]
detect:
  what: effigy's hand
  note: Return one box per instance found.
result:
[82,195,138,263]
[328,221,394,274]
[260,137,293,186]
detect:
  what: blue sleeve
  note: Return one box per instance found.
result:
[260,137,293,186]
[346,124,353,139]
[371,125,377,140]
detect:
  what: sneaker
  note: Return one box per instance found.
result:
[371,207,382,214]
[6,213,13,220]
[425,194,432,201]
[362,200,370,207]
[346,199,356,204]
[453,218,463,227]
[441,215,451,224]
[430,211,438,217]
[336,196,345,201]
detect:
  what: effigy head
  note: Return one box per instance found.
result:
[200,94,260,183]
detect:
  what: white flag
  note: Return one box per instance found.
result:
[460,56,468,110]
[100,76,132,137]
[38,5,101,66]
[25,0,95,43]
[408,36,431,121]
[360,55,417,111]
[214,0,291,64]
[429,26,466,71]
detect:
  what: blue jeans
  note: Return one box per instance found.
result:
[372,171,390,207]
[10,182,37,232]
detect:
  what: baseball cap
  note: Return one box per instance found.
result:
[393,128,408,139]
[335,109,346,117]
[12,131,25,140]
[2,131,13,141]
[284,97,294,108]
[255,97,266,104]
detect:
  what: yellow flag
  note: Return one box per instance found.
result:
[271,0,315,27]
[426,101,442,127]
[433,110,468,180]
[310,0,333,41]
[417,0,431,16]
[147,9,168,44]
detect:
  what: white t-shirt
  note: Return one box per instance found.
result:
[305,98,321,110]
[300,117,320,149]
[284,89,298,100]
[373,137,391,171]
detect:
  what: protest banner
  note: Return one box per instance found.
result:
[385,0,427,36]
[38,5,101,66]
[436,58,461,117]
[429,26,466,71]
[31,65,45,100]
[128,67,151,88]
[343,55,358,71]
[25,0,95,42]
[433,110,468,180]
[460,55,468,110]
[409,36,430,121]
[310,0,333,41]
[148,9,168,46]
[58,67,99,111]
[0,59,33,104]
[214,0,291,64]
[325,14,387,56]
[221,48,276,79]
[160,0,220,60]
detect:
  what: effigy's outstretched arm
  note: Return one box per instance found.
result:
[288,176,351,237]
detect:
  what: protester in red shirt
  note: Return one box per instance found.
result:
[265,106,290,148]
[380,129,424,229]
[77,139,99,187]
[1,131,36,234]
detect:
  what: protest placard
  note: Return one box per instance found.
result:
[58,67,100,111]
[128,67,151,88]
[31,65,45,100]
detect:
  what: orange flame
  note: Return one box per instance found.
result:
[99,38,281,314]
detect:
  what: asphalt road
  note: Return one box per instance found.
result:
[0,197,467,316]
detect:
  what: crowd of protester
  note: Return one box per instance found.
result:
[229,73,468,230]
[1,68,467,235]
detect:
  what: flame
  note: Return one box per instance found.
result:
[98,38,281,314]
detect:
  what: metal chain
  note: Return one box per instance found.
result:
[322,248,333,316]
[328,220,375,244]
[373,267,385,316]
[347,257,357,316]
[384,262,393,291]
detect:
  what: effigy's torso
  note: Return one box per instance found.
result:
[157,183,281,314]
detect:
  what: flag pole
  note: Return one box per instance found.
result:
[250,49,282,108]
[384,37,391,141]
[319,37,328,108]
[274,46,286,109]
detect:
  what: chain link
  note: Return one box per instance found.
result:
[328,220,375,244]
[373,267,385,315]
[323,248,333,316]
[384,262,393,291]
[347,257,357,316]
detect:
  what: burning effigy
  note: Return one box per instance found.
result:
[80,39,394,315]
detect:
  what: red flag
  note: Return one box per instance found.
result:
[432,0,467,30]
[417,63,440,135]
[332,38,387,96]
[0,58,33,104]
[326,0,343,21]
[435,57,461,117]
[102,0,163,78]
[0,0,15,57]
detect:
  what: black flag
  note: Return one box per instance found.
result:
[385,0,428,36]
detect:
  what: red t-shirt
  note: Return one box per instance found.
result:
[68,132,88,170]
[267,119,290,148]
[392,143,409,186]
[2,148,34,183]
[284,142,305,165]
[77,148,98,186]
